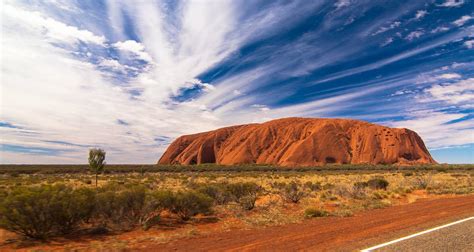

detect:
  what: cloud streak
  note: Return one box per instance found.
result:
[1,0,473,164]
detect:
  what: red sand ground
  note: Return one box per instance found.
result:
[159,117,436,166]
[149,195,474,251]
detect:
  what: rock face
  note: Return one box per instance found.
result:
[158,118,436,166]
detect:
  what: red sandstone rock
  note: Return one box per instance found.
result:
[158,117,436,166]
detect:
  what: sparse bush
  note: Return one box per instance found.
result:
[195,182,260,210]
[412,174,432,189]
[0,185,94,239]
[282,181,306,203]
[304,208,329,218]
[139,190,174,230]
[226,182,260,210]
[367,178,389,190]
[354,181,368,189]
[270,181,287,191]
[333,184,351,198]
[350,182,368,199]
[169,191,213,221]
[196,183,232,205]
[0,186,56,239]
[371,191,388,200]
[95,185,147,229]
[304,181,322,191]
[94,185,176,230]
[322,183,335,190]
[239,195,257,210]
[403,172,413,177]
[50,186,96,234]
[226,182,260,202]
[320,191,338,201]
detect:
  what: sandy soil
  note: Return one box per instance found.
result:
[148,194,474,251]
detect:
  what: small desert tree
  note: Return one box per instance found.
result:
[88,148,106,187]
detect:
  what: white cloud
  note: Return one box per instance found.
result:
[431,26,450,33]
[5,0,330,163]
[424,78,474,104]
[2,4,105,46]
[98,58,134,74]
[373,21,401,36]
[388,111,473,149]
[0,1,239,163]
[438,0,465,7]
[2,0,472,163]
[185,79,215,92]
[437,73,462,79]
[251,104,270,112]
[452,15,473,26]
[415,72,463,84]
[381,37,394,47]
[335,0,351,9]
[465,40,474,49]
[405,30,424,41]
[391,89,414,96]
[112,40,153,62]
[415,10,428,20]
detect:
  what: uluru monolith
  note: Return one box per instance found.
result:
[158,117,436,166]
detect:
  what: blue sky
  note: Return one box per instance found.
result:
[1,0,473,164]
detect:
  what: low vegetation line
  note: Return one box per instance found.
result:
[0,164,472,175]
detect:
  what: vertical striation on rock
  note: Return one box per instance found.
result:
[158,118,436,166]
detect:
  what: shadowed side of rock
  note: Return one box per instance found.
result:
[158,118,436,166]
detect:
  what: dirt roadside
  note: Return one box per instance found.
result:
[149,194,474,251]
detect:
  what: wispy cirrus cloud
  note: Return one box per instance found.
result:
[1,0,473,164]
[438,0,465,7]
[452,15,473,26]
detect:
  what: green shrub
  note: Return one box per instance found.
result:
[354,181,368,189]
[139,190,174,230]
[226,182,260,202]
[282,181,306,203]
[367,178,389,190]
[350,184,367,199]
[322,183,335,190]
[95,185,147,229]
[169,191,213,221]
[304,208,329,218]
[0,185,94,239]
[304,181,322,191]
[239,195,257,210]
[197,182,260,210]
[270,181,287,190]
[226,182,260,210]
[94,185,176,230]
[196,184,232,205]
[333,184,351,198]
[50,186,95,234]
[320,191,338,201]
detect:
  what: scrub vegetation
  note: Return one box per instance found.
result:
[0,164,472,249]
